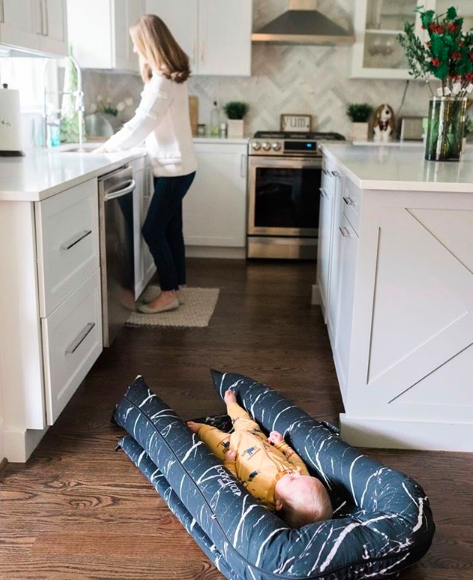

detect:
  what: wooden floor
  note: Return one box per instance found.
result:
[1,259,472,580]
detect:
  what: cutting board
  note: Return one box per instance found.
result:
[189,96,198,136]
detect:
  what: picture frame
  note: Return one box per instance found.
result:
[280,114,312,132]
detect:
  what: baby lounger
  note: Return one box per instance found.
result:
[114,371,435,580]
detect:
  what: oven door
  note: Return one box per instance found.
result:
[248,156,322,237]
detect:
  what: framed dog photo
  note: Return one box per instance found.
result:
[280,114,312,132]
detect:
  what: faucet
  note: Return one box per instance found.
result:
[43,55,85,149]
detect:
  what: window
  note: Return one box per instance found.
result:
[0,57,58,112]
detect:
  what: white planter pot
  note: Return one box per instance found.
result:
[227,119,244,138]
[350,122,369,142]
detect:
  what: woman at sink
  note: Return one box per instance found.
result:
[94,14,197,313]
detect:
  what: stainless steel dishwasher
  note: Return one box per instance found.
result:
[98,166,135,347]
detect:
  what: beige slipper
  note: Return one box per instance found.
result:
[137,298,179,314]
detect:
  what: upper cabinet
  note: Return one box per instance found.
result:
[67,0,145,72]
[352,0,473,79]
[352,0,424,79]
[145,0,253,76]
[0,0,67,56]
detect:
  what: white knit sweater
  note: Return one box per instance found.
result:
[104,71,197,178]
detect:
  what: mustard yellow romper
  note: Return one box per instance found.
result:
[197,402,309,510]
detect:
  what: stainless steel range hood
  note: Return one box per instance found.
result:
[252,0,354,45]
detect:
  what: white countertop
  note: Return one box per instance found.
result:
[322,143,473,193]
[0,147,147,202]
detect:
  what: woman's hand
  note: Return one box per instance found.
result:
[267,431,284,445]
[225,449,237,461]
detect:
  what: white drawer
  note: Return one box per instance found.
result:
[36,178,99,317]
[42,268,103,425]
[342,178,361,234]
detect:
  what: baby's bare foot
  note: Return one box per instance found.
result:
[225,449,237,461]
[224,390,237,405]
[187,421,201,433]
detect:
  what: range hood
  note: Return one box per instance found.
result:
[252,0,354,45]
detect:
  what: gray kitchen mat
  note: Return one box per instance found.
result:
[127,286,220,328]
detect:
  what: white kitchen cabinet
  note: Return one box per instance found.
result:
[0,178,103,462]
[332,215,358,402]
[145,0,252,76]
[352,0,424,79]
[37,0,68,56]
[183,142,247,251]
[0,0,67,56]
[145,0,198,70]
[0,0,39,52]
[320,146,473,451]
[67,0,145,71]
[317,164,340,323]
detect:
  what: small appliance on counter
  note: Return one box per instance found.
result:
[0,84,24,156]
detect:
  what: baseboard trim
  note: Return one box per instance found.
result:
[340,413,473,452]
[186,246,246,260]
[3,426,49,463]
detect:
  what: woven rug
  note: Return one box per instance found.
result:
[127,285,220,328]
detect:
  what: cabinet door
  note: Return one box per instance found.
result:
[333,216,359,399]
[126,0,144,70]
[113,0,129,69]
[184,144,247,247]
[317,170,335,316]
[352,0,424,79]
[198,0,252,76]
[326,172,343,341]
[38,0,68,56]
[0,0,39,51]
[145,0,198,70]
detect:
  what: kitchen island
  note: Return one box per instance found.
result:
[317,144,473,451]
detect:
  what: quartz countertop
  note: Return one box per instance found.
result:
[0,147,147,202]
[322,143,473,192]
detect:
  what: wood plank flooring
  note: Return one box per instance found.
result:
[1,259,472,579]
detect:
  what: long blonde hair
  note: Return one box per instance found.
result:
[130,14,191,84]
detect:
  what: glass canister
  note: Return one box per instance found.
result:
[425,96,467,161]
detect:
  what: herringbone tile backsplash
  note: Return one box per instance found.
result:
[84,0,431,138]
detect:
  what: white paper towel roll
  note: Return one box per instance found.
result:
[0,86,23,153]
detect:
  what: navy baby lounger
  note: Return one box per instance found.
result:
[114,371,435,580]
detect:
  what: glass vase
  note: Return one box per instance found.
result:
[425,96,467,162]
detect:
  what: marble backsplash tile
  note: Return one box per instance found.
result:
[83,0,432,139]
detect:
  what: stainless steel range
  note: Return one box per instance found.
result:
[247,131,345,260]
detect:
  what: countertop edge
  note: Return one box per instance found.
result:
[321,144,473,193]
[0,149,148,202]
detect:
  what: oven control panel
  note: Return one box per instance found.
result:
[249,139,320,156]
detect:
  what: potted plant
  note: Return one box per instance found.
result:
[346,103,374,142]
[223,101,249,138]
[398,6,473,161]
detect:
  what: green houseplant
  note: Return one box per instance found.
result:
[223,101,249,138]
[398,6,473,160]
[346,103,374,141]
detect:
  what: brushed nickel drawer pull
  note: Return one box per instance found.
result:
[339,226,350,238]
[343,196,355,206]
[331,170,340,177]
[61,229,92,250]
[66,322,95,354]
[322,168,329,175]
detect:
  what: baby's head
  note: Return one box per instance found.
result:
[275,472,332,528]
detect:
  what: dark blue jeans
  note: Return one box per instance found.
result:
[142,172,196,292]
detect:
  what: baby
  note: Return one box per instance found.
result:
[188,390,332,528]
